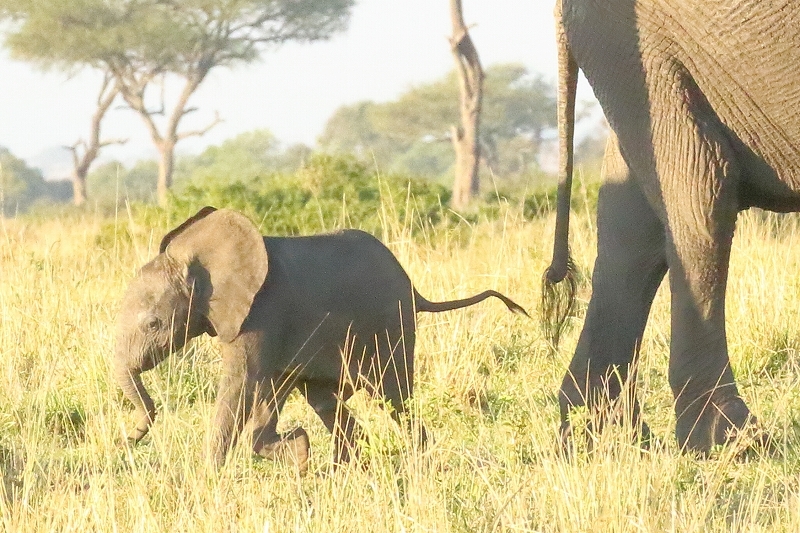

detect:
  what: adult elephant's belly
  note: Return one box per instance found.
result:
[727,122,800,213]
[669,0,800,206]
[568,0,800,209]
[696,55,800,209]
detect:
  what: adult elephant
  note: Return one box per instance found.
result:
[543,0,800,452]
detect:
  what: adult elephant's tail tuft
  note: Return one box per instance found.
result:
[541,257,577,350]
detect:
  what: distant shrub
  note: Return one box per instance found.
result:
[86,160,158,209]
[168,154,453,236]
[522,188,558,219]
[521,178,600,219]
[0,147,72,214]
[91,152,600,250]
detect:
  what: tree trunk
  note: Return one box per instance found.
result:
[451,124,480,209]
[157,141,175,206]
[69,145,94,207]
[71,171,88,206]
[449,0,484,210]
[114,71,217,207]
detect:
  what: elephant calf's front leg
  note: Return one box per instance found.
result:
[210,345,259,467]
[210,380,251,467]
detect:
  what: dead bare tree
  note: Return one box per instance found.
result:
[64,73,127,206]
[449,0,484,210]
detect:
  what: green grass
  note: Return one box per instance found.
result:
[1,197,800,532]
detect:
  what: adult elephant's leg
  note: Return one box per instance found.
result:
[662,184,752,451]
[560,135,667,445]
[665,212,752,451]
[651,100,753,453]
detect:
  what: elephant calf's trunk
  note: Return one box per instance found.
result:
[116,367,157,442]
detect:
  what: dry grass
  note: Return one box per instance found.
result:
[0,203,799,532]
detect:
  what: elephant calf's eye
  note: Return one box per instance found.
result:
[145,317,162,332]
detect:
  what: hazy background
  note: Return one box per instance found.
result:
[0,0,596,180]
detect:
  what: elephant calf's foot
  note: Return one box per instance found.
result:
[254,427,310,474]
[676,395,766,454]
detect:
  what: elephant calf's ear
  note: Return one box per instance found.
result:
[165,209,268,343]
[159,206,218,254]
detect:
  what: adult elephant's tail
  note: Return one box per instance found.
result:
[541,2,578,349]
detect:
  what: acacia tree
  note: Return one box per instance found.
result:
[1,0,354,205]
[449,0,484,209]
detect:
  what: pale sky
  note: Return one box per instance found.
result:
[0,0,588,176]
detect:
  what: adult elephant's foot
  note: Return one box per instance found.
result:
[675,395,764,453]
[558,374,651,454]
[559,414,653,455]
[254,427,310,474]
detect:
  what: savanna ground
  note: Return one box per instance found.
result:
[1,179,800,532]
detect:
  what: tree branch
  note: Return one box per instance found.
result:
[177,111,223,141]
[113,67,165,145]
[63,141,83,170]
[99,137,129,148]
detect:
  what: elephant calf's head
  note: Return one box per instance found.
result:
[114,206,269,443]
[115,254,200,372]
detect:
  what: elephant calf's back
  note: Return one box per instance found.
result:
[265,231,415,321]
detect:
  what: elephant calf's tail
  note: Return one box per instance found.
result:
[415,290,529,317]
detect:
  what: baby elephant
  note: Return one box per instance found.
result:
[114,206,527,470]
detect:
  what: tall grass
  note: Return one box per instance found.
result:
[0,198,799,532]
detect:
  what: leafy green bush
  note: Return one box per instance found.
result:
[166,155,602,241]
[91,152,599,251]
[0,146,72,214]
[172,130,312,187]
[521,178,600,219]
[168,153,453,236]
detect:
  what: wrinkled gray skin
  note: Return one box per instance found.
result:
[544,0,800,453]
[116,206,526,469]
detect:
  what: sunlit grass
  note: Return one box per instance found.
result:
[0,201,799,531]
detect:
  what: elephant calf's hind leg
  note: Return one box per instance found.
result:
[253,426,310,474]
[303,382,361,466]
[250,387,310,473]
